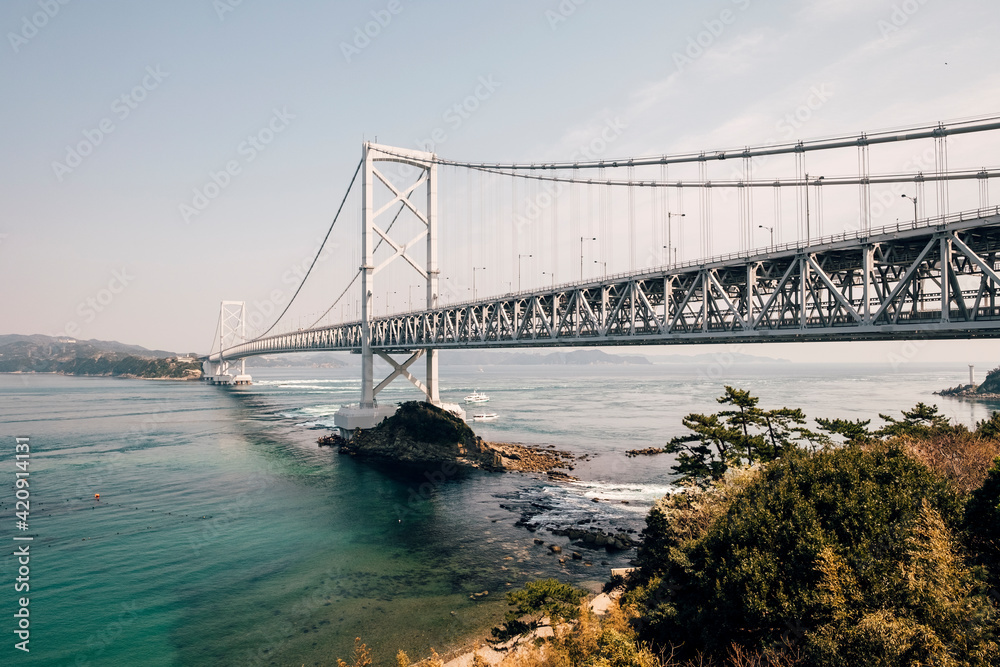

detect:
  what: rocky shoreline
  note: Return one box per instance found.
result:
[935,384,1000,401]
[319,401,643,665]
[936,366,1000,400]
[319,431,578,478]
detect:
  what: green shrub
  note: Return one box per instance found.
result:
[490,578,587,643]
[964,457,1000,582]
[663,387,824,485]
[635,444,970,656]
[806,501,999,666]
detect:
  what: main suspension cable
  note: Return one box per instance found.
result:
[254,156,363,340]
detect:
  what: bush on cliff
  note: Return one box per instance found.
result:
[490,578,587,643]
[964,456,1000,583]
[628,443,1000,664]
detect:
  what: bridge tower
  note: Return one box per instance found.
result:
[334,143,464,435]
[205,300,253,385]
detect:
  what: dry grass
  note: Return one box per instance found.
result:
[892,430,1000,494]
[485,597,804,667]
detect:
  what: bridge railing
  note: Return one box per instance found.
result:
[409,205,1000,313]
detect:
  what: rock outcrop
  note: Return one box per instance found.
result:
[937,365,1000,399]
[320,401,575,476]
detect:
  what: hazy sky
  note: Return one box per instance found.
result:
[3,0,1000,366]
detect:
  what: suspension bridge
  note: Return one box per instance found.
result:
[204,115,1000,434]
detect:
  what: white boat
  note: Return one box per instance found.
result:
[472,412,498,422]
[464,390,490,403]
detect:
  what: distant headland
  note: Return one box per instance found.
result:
[0,334,201,380]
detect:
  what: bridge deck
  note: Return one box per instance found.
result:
[209,209,1000,362]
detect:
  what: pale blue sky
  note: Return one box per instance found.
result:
[3,0,1000,365]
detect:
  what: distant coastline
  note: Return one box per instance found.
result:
[0,334,202,380]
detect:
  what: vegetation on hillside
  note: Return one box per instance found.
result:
[0,339,201,378]
[415,389,1000,667]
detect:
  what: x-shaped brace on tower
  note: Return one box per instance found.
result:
[360,143,440,408]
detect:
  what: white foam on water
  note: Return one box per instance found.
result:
[569,480,680,504]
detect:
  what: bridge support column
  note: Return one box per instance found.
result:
[426,349,439,403]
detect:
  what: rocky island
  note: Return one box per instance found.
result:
[318,401,576,478]
[937,364,1000,400]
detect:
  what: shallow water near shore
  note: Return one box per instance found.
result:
[0,360,994,665]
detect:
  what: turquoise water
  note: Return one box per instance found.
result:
[0,361,994,665]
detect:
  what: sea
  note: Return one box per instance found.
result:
[1,360,996,666]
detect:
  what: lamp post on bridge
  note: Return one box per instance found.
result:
[804,174,824,248]
[542,270,555,289]
[580,237,596,280]
[901,194,918,226]
[518,254,532,292]
[758,224,774,249]
[667,212,685,267]
[594,260,607,280]
[472,266,486,300]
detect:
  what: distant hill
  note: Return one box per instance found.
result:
[0,334,181,358]
[647,352,791,364]
[0,335,201,379]
[438,349,651,366]
[244,353,348,368]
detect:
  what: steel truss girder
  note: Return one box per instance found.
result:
[210,213,1000,361]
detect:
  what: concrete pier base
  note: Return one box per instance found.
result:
[334,401,467,438]
[333,404,398,437]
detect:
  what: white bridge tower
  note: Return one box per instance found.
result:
[205,300,253,385]
[334,143,464,435]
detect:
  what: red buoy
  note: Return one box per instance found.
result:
[95,494,100,500]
